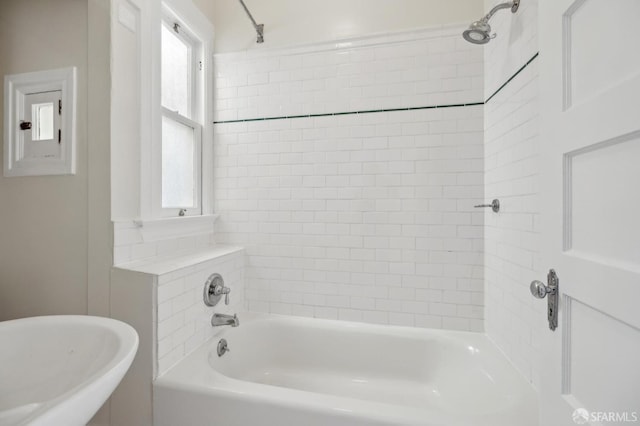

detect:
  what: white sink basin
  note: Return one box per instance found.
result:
[0,315,138,426]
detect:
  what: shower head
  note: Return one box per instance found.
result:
[462,21,493,45]
[462,0,520,45]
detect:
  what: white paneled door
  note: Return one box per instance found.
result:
[539,0,640,425]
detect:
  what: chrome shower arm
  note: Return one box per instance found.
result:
[462,0,520,45]
[237,0,264,43]
[482,0,519,22]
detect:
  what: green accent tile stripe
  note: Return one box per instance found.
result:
[213,52,539,125]
[485,52,539,104]
[214,102,484,124]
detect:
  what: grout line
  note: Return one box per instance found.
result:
[213,52,539,125]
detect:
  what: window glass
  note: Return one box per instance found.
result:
[161,24,191,117]
[32,102,54,141]
[162,115,195,208]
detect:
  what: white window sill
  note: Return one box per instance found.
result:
[133,214,219,242]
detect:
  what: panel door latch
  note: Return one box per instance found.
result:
[530,269,559,331]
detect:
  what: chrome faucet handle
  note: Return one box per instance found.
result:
[213,285,231,305]
[212,284,229,296]
[211,284,231,305]
[203,273,230,307]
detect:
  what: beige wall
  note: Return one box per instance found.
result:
[193,0,483,52]
[0,0,88,320]
[87,0,112,317]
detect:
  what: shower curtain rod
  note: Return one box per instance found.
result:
[237,0,264,43]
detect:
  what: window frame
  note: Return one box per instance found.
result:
[153,3,210,219]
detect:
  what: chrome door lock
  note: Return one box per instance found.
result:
[530,269,559,331]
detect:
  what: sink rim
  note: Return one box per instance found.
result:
[0,315,139,426]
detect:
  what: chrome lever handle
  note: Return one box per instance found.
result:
[213,285,230,296]
[474,199,500,212]
[212,285,231,305]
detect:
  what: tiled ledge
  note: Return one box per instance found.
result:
[114,245,244,277]
[110,244,246,384]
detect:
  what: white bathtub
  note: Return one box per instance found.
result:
[154,313,537,426]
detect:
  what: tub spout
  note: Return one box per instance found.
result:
[211,313,239,327]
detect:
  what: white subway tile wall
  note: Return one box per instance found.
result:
[213,27,485,331]
[214,27,483,122]
[155,249,244,375]
[484,0,538,99]
[483,0,543,388]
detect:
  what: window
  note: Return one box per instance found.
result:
[3,67,76,177]
[160,17,202,216]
